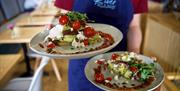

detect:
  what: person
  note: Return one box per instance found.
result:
[54,0,149,91]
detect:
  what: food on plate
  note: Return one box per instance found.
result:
[93,52,156,90]
[39,12,114,54]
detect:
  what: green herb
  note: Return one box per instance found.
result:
[66,11,88,21]
[139,63,155,81]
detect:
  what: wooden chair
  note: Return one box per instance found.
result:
[0,54,23,87]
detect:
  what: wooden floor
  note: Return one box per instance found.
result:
[42,59,69,91]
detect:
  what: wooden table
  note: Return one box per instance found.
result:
[0,26,45,76]
[30,6,59,16]
[16,16,54,26]
[0,54,23,87]
[148,13,180,34]
[0,27,44,44]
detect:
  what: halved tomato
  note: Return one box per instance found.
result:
[72,20,81,30]
[130,66,138,72]
[59,15,69,25]
[94,73,104,83]
[83,39,89,46]
[83,27,96,38]
[47,42,56,48]
[111,53,119,60]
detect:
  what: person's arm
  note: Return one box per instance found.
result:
[127,14,142,53]
[54,0,74,10]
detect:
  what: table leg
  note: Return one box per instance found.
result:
[21,43,33,77]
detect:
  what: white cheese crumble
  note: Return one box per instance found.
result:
[76,32,86,40]
[48,24,64,39]
[70,28,73,31]
[122,56,131,62]
[129,52,135,58]
[71,39,85,48]
[114,75,119,81]
[105,80,110,83]
[113,64,118,68]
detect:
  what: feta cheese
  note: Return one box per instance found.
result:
[129,52,135,58]
[99,59,105,62]
[113,64,118,68]
[70,28,73,31]
[114,75,119,81]
[95,59,105,63]
[105,80,110,83]
[122,56,131,62]
[48,24,64,39]
[71,39,85,48]
[76,32,86,40]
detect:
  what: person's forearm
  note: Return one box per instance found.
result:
[60,8,69,13]
[127,14,142,53]
[127,26,142,53]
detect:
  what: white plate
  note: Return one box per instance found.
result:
[30,23,123,59]
[85,52,164,91]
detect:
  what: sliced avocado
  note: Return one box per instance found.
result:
[124,70,132,79]
[58,41,71,46]
[63,25,71,31]
[108,63,114,69]
[63,35,75,42]
[88,35,102,45]
[118,64,128,75]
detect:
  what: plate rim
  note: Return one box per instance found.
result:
[84,51,165,91]
[29,23,123,59]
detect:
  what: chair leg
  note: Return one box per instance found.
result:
[51,59,62,81]
[34,57,41,71]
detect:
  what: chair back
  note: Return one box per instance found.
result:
[28,56,49,91]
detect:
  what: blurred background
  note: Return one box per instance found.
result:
[0,0,179,91]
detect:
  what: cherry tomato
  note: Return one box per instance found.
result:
[83,39,89,46]
[83,27,96,38]
[47,42,56,48]
[59,15,69,25]
[94,73,104,83]
[111,53,119,60]
[72,20,81,30]
[130,66,138,72]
